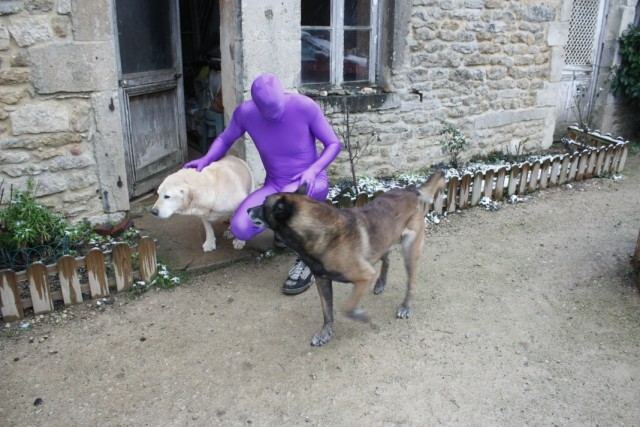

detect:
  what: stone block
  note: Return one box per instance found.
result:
[9,52,29,67]
[57,0,71,14]
[520,5,556,22]
[48,155,94,172]
[536,83,560,107]
[71,100,92,132]
[11,101,71,135]
[63,188,96,205]
[24,0,53,13]
[0,88,27,104]
[2,162,48,177]
[7,16,51,47]
[0,1,22,15]
[66,170,98,190]
[244,39,300,86]
[33,173,67,196]
[0,26,10,50]
[243,4,299,41]
[1,133,83,150]
[548,47,565,83]
[31,147,64,161]
[51,16,70,37]
[0,68,30,85]
[70,0,112,41]
[30,42,117,93]
[474,108,548,130]
[463,0,484,10]
[547,22,569,47]
[0,151,29,164]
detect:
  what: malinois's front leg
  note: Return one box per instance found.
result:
[344,278,372,323]
[373,252,390,295]
[311,277,334,346]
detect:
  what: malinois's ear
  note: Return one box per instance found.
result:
[272,197,293,222]
[295,183,308,195]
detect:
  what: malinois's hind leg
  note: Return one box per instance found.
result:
[397,219,425,319]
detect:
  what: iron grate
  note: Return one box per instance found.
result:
[565,0,601,66]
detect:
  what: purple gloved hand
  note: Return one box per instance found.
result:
[293,167,320,196]
[183,157,210,172]
[182,136,229,171]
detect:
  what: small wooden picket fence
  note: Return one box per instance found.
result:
[332,128,629,214]
[0,236,157,322]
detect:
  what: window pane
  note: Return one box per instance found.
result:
[344,30,369,81]
[116,0,173,74]
[301,0,330,26]
[302,30,331,83]
[344,0,370,26]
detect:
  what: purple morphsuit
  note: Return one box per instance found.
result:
[184,73,342,241]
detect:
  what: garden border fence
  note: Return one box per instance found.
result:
[331,128,629,214]
[0,236,157,321]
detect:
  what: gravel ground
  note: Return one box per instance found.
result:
[1,156,639,427]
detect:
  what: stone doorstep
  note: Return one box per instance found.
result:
[130,194,276,273]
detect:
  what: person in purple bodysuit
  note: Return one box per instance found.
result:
[185,73,342,294]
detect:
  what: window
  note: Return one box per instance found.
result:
[301,0,378,85]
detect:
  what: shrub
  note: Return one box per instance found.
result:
[0,181,110,269]
[610,25,640,103]
[0,180,68,251]
[439,123,470,168]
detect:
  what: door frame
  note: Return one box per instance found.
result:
[554,0,609,139]
[113,0,187,198]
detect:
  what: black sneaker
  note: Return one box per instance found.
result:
[282,258,314,295]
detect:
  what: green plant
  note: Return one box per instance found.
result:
[129,262,181,298]
[0,179,68,251]
[470,138,536,164]
[571,84,605,133]
[335,98,378,193]
[611,25,640,102]
[439,123,470,169]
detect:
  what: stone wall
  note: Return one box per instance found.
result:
[0,0,125,224]
[0,0,633,224]
[321,0,564,179]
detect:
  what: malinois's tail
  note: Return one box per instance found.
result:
[417,170,446,204]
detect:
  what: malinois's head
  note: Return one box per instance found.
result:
[247,184,308,231]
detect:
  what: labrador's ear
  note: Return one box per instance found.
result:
[295,183,308,195]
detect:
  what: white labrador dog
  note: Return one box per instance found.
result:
[150,155,254,252]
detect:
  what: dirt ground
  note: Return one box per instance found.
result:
[2,156,640,427]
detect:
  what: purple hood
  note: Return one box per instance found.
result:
[251,74,285,121]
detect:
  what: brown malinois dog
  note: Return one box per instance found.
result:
[248,171,445,346]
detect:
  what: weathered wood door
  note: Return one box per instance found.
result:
[554,0,607,139]
[114,0,187,197]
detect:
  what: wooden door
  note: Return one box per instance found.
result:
[114,0,187,197]
[554,0,607,139]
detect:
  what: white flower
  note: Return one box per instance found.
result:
[426,211,441,224]
[479,197,498,211]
